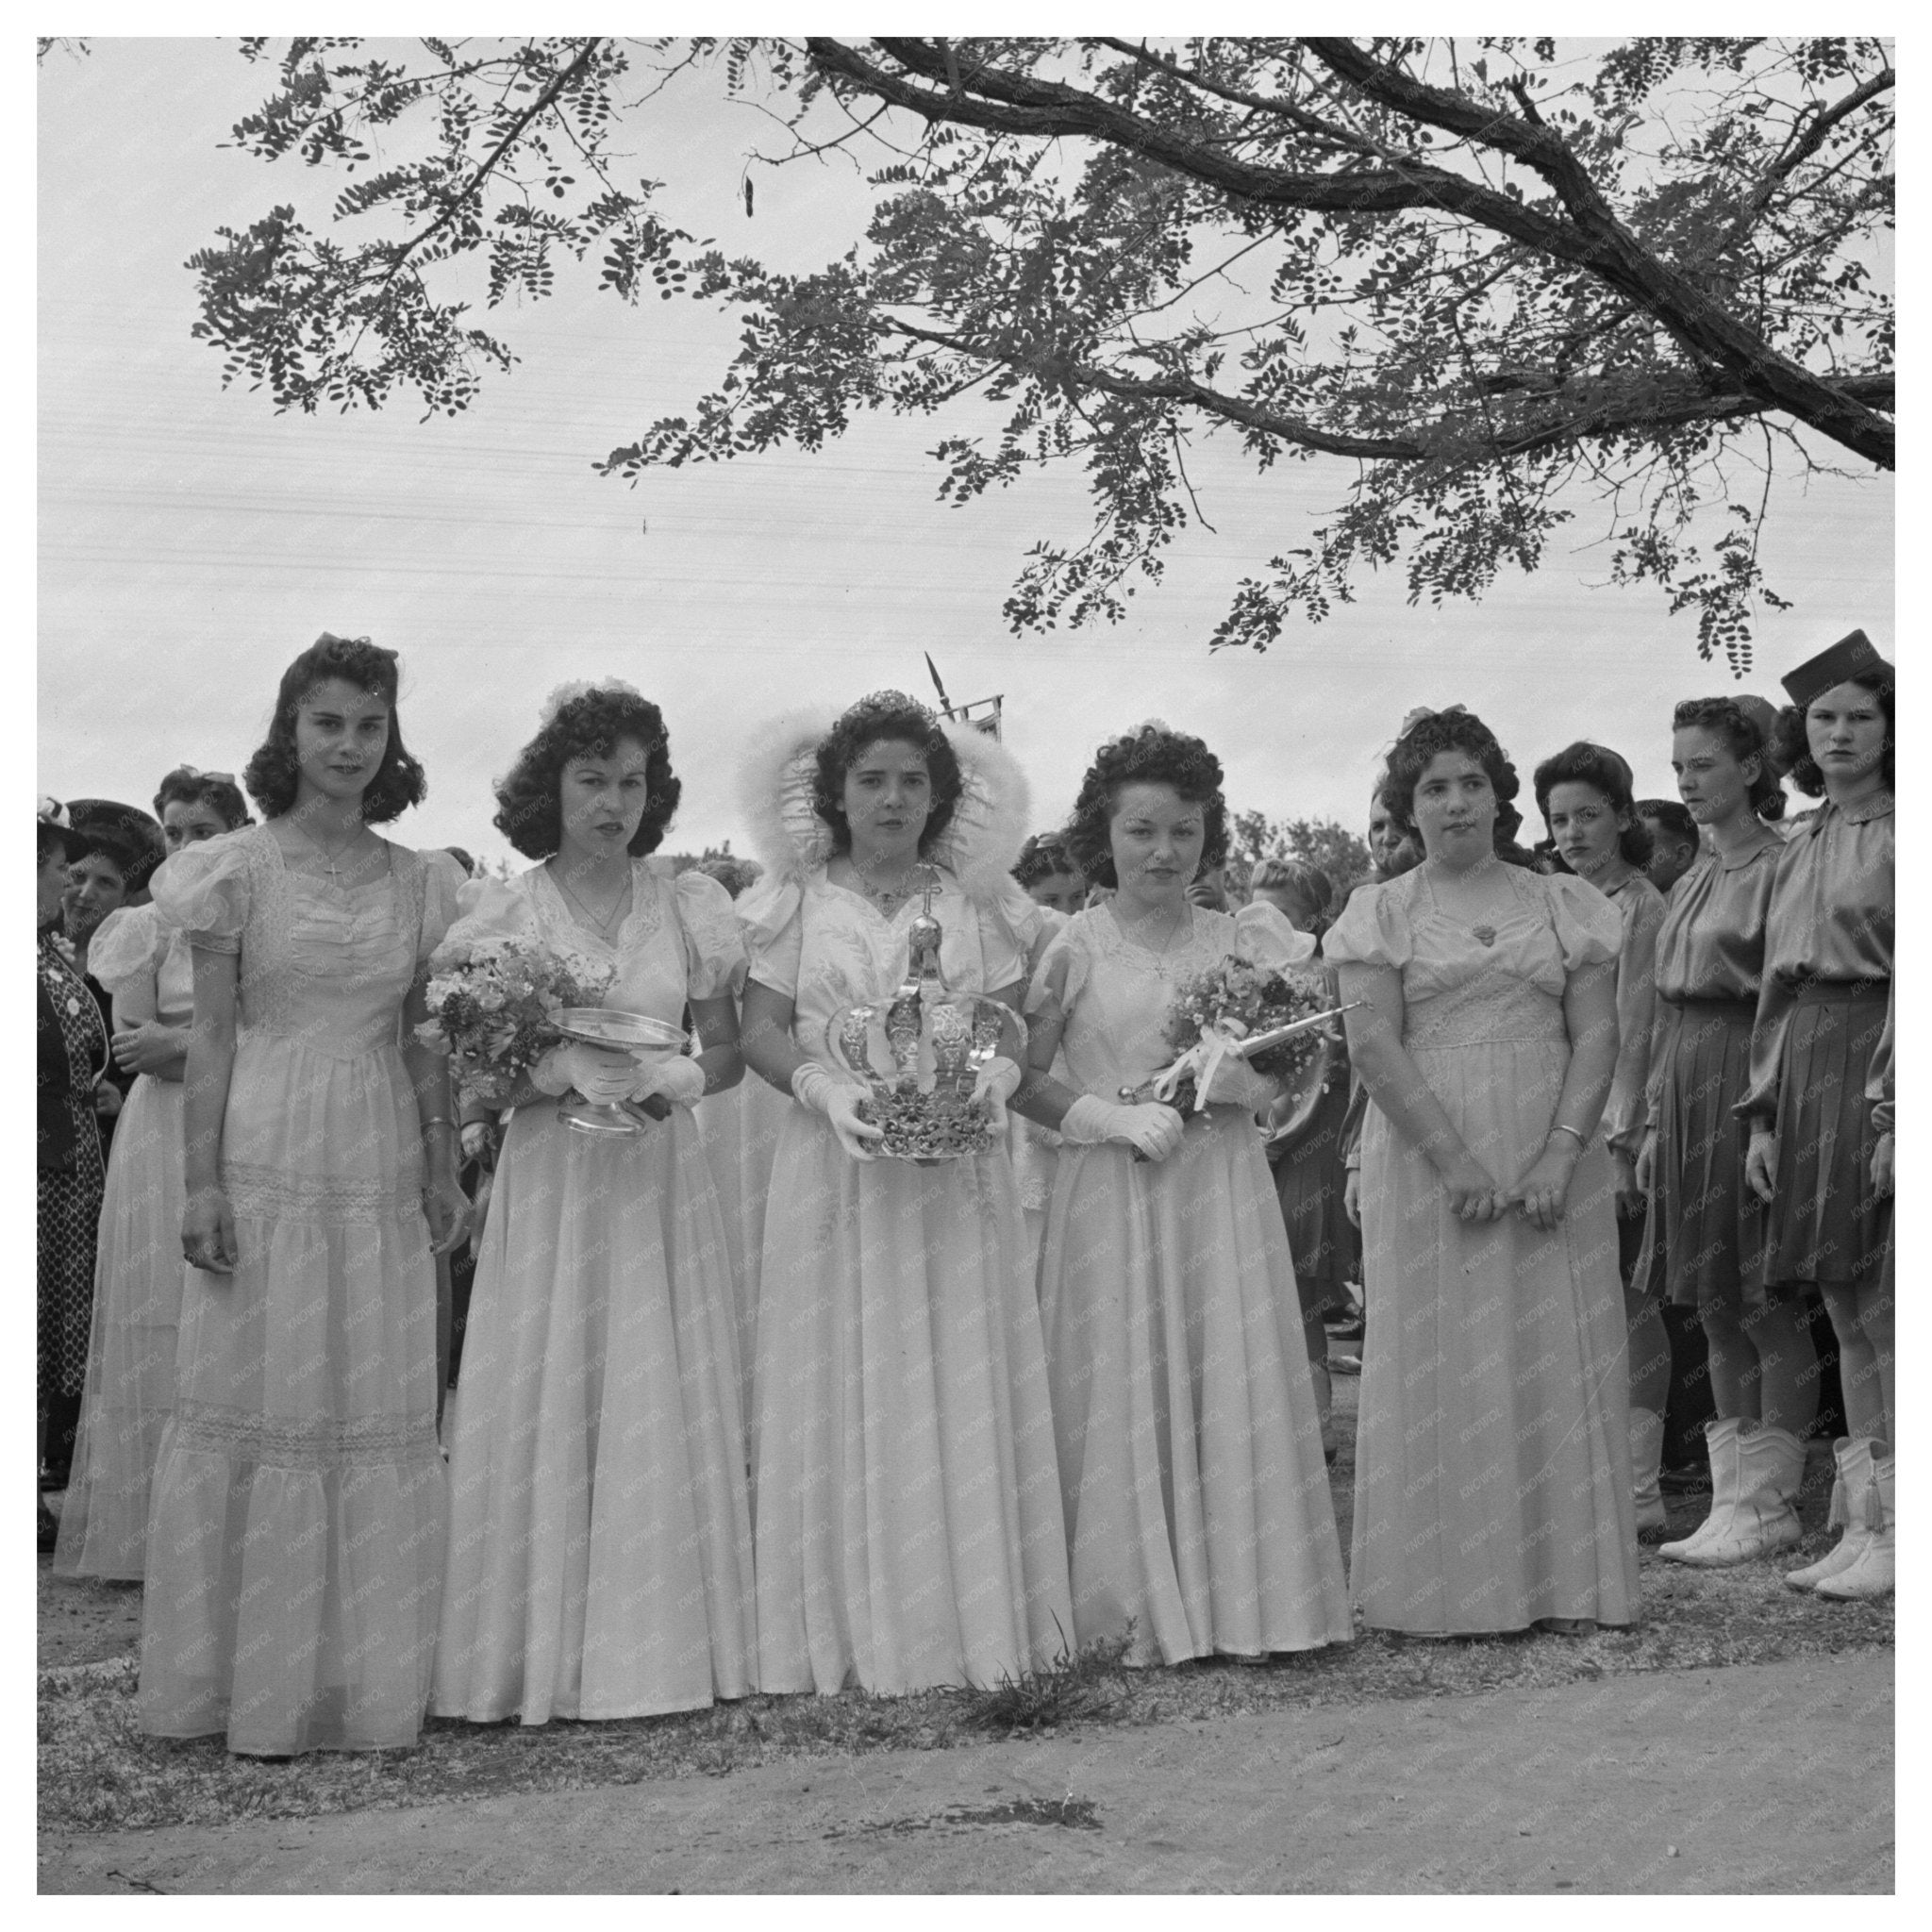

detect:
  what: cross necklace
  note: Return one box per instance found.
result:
[291,816,368,885]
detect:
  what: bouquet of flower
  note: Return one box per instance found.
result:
[415,935,614,1106]
[1140,958,1345,1116]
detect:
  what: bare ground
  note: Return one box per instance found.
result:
[39,1367,1892,1849]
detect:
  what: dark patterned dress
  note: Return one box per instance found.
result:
[38,930,108,1407]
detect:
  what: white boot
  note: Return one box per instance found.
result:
[1785,1437,1874,1591]
[1817,1443,1894,1600]
[1658,1417,1740,1562]
[1675,1422,1805,1566]
[1629,1407,1668,1539]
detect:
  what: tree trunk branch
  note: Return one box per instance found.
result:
[1303,38,1894,468]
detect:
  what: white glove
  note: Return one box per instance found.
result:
[1202,1056,1278,1113]
[533,1041,639,1106]
[1061,1093,1185,1161]
[633,1055,707,1109]
[973,1057,1023,1133]
[791,1061,885,1162]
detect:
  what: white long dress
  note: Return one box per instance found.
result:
[1026,904,1352,1665]
[431,863,756,1723]
[1325,868,1639,1633]
[742,863,1074,1694]
[54,906,193,1580]
[693,1058,789,1437]
[137,827,462,1755]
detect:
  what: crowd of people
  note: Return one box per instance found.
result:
[35,625,1894,1758]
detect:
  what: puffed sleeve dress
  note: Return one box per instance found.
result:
[741,863,1073,1696]
[136,825,464,1756]
[1326,865,1639,1635]
[1025,904,1351,1666]
[432,865,756,1724]
[54,905,195,1580]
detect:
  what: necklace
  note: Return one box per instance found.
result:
[289,815,368,885]
[847,858,931,915]
[551,863,632,939]
[1111,901,1192,976]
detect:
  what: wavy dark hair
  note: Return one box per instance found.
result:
[1533,741,1654,870]
[1063,724,1230,888]
[154,767,253,833]
[493,687,681,859]
[1669,698,1786,821]
[242,635,427,824]
[1638,798,1700,845]
[810,693,963,857]
[1774,671,1894,798]
[1382,708,1524,850]
[1012,831,1082,891]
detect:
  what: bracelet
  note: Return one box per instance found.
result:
[1550,1123,1589,1149]
[419,1114,457,1134]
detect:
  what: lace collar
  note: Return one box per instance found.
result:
[531,859,663,957]
[1089,899,1216,979]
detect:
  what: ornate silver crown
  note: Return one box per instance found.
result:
[824,873,1024,1160]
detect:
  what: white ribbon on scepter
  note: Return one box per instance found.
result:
[1122,1001,1363,1111]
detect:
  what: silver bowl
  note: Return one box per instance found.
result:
[552,1007,690,1136]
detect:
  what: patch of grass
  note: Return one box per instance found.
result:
[40,1384,1892,1840]
[958,1620,1135,1734]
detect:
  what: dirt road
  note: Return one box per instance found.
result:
[40,1651,1890,1893]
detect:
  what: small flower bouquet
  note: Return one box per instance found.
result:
[415,936,613,1106]
[1138,958,1348,1117]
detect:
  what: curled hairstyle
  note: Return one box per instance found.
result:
[493,687,681,859]
[810,694,963,857]
[1533,741,1654,869]
[1063,724,1230,888]
[1669,698,1786,821]
[1774,671,1894,798]
[243,635,427,824]
[1012,832,1082,891]
[1382,708,1524,848]
[154,767,253,833]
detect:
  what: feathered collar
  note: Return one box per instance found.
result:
[736,706,1031,904]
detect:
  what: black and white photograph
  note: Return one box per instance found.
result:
[36,32,1896,1896]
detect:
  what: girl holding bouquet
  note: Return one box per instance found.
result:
[1016,724,1351,1666]
[1326,707,1637,1637]
[138,636,469,1755]
[736,692,1072,1695]
[432,682,756,1724]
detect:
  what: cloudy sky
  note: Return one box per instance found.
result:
[38,38,1894,869]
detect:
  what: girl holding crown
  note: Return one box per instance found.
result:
[734,692,1073,1696]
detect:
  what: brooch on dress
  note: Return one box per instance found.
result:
[1472,924,1497,947]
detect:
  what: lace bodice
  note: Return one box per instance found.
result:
[150,824,462,1060]
[1324,865,1621,1053]
[434,861,746,1026]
